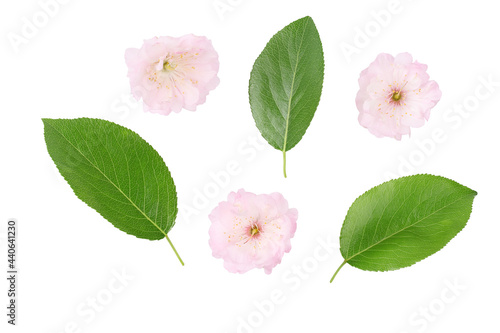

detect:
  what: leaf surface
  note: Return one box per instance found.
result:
[43,118,178,241]
[331,175,477,282]
[249,16,324,177]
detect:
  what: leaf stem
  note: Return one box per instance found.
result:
[166,235,184,266]
[330,260,347,283]
[283,150,287,178]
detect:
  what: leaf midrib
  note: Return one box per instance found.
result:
[345,194,469,262]
[47,121,168,238]
[282,18,309,153]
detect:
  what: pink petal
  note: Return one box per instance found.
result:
[355,52,441,139]
[124,34,220,115]
[208,189,298,274]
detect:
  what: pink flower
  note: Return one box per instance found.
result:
[208,189,298,274]
[125,34,220,115]
[355,53,442,140]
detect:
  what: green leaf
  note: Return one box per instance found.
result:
[249,16,324,178]
[331,174,477,283]
[42,118,183,265]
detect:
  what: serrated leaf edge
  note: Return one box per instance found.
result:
[249,16,325,177]
[42,118,177,240]
[339,174,477,273]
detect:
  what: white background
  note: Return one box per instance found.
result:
[1,0,499,332]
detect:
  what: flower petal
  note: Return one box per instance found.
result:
[208,189,298,274]
[356,53,441,139]
[124,34,220,115]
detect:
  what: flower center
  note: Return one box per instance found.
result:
[163,60,176,71]
[250,225,260,236]
[390,81,408,103]
[242,223,261,244]
[392,90,402,101]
